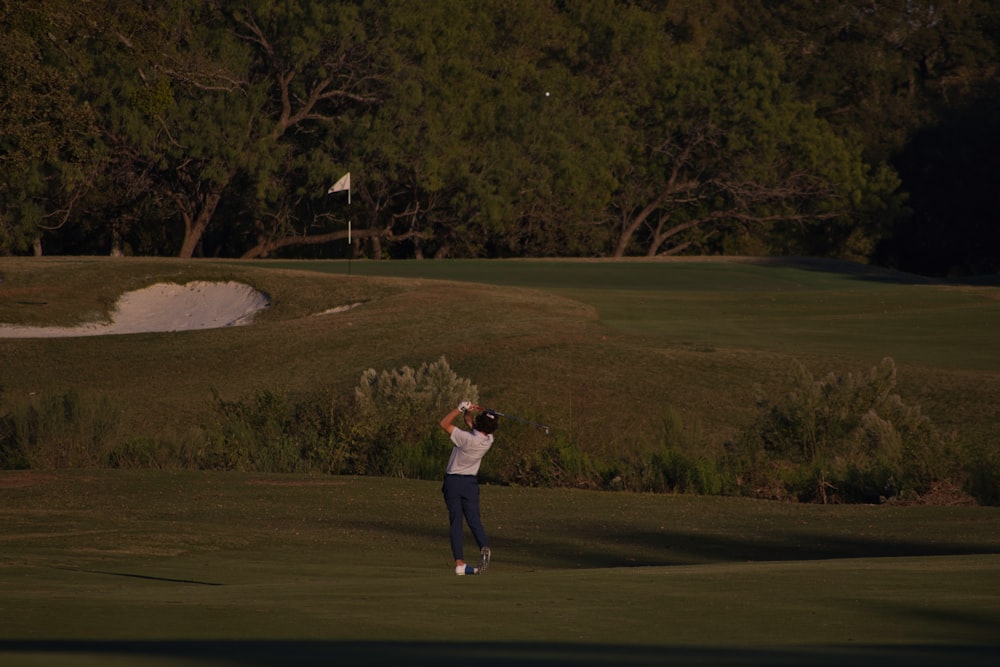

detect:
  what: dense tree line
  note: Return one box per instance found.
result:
[1,0,997,275]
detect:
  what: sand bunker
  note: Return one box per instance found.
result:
[0,281,269,338]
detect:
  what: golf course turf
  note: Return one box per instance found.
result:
[1,256,998,665]
[1,469,998,666]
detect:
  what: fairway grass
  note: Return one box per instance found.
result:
[261,256,1000,370]
[1,256,999,664]
[2,470,998,666]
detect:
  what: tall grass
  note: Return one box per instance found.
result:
[0,388,122,469]
[8,355,988,504]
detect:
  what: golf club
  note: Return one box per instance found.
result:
[471,405,551,435]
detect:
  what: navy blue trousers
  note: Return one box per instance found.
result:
[442,474,489,561]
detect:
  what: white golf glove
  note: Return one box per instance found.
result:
[458,400,472,413]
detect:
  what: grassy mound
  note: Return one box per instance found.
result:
[1,256,997,503]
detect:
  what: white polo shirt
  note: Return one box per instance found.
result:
[446,428,494,476]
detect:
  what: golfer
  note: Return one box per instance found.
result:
[439,401,498,575]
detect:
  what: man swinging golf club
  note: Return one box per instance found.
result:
[439,401,498,575]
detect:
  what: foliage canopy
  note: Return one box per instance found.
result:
[1,0,997,275]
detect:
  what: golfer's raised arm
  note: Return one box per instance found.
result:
[440,408,460,434]
[440,401,473,434]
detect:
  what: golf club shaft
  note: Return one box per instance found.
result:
[472,405,550,433]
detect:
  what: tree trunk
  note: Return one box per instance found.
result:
[241,228,368,259]
[110,221,124,256]
[613,201,657,257]
[178,180,229,259]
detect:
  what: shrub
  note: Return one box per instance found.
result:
[192,357,478,478]
[965,442,1000,506]
[384,434,444,480]
[346,356,479,478]
[108,437,181,469]
[618,448,723,495]
[503,436,602,488]
[201,389,328,473]
[737,358,954,502]
[7,390,122,468]
[0,385,25,469]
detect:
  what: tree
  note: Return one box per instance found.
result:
[3,0,995,271]
[347,0,496,258]
[227,0,388,259]
[0,1,103,255]
[738,0,1000,162]
[610,44,882,258]
[885,92,1000,276]
[730,0,1000,273]
[351,0,623,259]
[83,0,383,258]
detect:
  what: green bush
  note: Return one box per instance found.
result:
[6,390,122,469]
[0,385,25,469]
[107,437,185,469]
[737,358,954,503]
[615,448,722,495]
[201,388,330,473]
[502,436,602,488]
[193,357,478,478]
[346,356,478,478]
[353,355,478,420]
[384,435,444,480]
[965,442,1000,506]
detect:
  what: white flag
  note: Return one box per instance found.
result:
[328,172,350,197]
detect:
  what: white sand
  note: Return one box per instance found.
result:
[0,281,269,338]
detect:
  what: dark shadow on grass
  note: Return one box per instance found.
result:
[553,526,1000,568]
[350,516,1000,570]
[737,257,943,285]
[849,599,1000,641]
[0,640,997,666]
[741,256,1000,286]
[52,566,224,586]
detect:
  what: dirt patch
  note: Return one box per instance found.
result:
[911,480,979,506]
[0,471,58,488]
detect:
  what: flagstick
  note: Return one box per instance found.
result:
[326,172,352,273]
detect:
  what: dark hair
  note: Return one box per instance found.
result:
[474,410,499,434]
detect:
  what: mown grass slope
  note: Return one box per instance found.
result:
[2,256,997,458]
